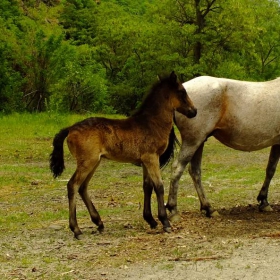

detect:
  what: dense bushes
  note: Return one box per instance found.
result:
[1,0,280,114]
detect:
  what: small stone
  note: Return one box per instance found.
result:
[169,213,181,223]
[49,224,63,231]
[211,211,220,217]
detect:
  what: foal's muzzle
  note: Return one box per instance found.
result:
[177,107,197,118]
[186,107,197,118]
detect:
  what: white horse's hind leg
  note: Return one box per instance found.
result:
[257,145,280,212]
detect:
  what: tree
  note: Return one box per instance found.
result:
[1,0,280,114]
[19,31,73,111]
[60,0,98,44]
[245,0,280,79]
[49,45,112,113]
[148,0,280,80]
[0,0,24,112]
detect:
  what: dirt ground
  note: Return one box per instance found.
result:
[2,202,280,280]
[106,206,280,280]
[2,137,280,279]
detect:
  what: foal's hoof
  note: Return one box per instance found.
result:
[163,226,172,233]
[98,224,104,233]
[149,220,158,229]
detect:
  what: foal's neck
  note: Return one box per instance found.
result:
[132,101,174,133]
[131,85,175,133]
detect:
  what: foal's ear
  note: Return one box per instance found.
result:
[170,71,177,83]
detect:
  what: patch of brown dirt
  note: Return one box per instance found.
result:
[2,204,280,279]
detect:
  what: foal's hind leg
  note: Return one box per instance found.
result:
[67,159,101,239]
[67,171,83,239]
[79,168,104,234]
[257,145,280,211]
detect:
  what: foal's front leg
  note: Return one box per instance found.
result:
[142,176,158,229]
[154,180,172,232]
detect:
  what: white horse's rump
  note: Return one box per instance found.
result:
[167,76,280,217]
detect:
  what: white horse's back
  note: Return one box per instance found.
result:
[181,76,280,151]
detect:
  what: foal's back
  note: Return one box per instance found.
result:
[66,116,169,164]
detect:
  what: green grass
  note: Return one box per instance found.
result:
[1,113,280,279]
[0,113,126,229]
[1,112,278,230]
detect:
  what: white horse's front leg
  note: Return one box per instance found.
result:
[188,143,218,217]
[166,145,193,219]
[257,145,280,212]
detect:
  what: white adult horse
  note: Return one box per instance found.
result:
[166,75,280,218]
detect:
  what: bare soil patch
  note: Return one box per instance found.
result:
[2,201,280,279]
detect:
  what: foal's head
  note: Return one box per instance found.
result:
[162,71,197,118]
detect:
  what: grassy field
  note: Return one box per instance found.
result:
[1,113,280,279]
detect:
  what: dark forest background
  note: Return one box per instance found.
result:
[1,0,280,114]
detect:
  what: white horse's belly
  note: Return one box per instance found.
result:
[213,128,280,151]
[214,95,280,151]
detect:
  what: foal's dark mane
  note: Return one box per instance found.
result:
[131,76,173,117]
[131,75,180,168]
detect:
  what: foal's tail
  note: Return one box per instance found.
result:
[159,126,180,168]
[50,128,69,178]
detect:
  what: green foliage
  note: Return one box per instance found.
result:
[0,42,23,112]
[49,45,114,113]
[0,0,23,112]
[0,0,20,20]
[1,0,280,113]
[60,0,98,44]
